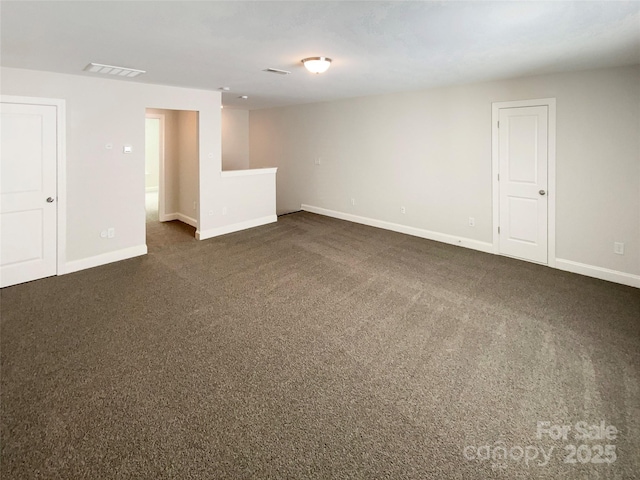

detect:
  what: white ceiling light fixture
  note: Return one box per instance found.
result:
[84,62,146,78]
[301,57,332,74]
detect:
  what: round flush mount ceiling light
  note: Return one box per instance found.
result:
[301,57,332,74]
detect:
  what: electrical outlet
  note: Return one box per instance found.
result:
[315,157,322,165]
[222,206,228,215]
[351,198,356,206]
[107,227,115,239]
[100,230,108,239]
[614,242,624,255]
[401,206,406,214]
[468,217,475,227]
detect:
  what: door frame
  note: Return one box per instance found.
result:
[144,113,166,221]
[1,95,67,275]
[491,98,556,267]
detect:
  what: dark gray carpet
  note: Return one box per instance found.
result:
[146,218,196,252]
[145,192,197,251]
[2,212,639,479]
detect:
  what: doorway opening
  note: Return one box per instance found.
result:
[144,108,199,251]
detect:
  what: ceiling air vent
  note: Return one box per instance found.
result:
[263,68,291,75]
[84,63,146,78]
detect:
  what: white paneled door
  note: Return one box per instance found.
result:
[1,102,58,287]
[498,105,549,264]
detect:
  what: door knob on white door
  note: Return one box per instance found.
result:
[46,197,55,203]
[539,190,546,196]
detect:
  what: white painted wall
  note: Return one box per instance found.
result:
[250,65,640,280]
[1,67,277,273]
[222,108,250,170]
[199,169,278,239]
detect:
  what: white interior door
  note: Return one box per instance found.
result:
[1,102,58,287]
[498,105,548,264]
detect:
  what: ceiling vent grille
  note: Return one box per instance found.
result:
[84,63,146,78]
[263,68,291,75]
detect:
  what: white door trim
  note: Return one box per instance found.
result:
[145,113,166,221]
[492,98,556,267]
[1,95,67,275]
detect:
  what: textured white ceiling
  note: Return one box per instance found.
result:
[2,1,639,109]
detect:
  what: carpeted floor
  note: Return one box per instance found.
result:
[1,212,639,479]
[145,190,197,251]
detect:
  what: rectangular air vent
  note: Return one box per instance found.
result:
[84,63,146,78]
[263,68,291,75]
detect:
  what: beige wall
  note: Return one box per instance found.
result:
[222,109,249,170]
[178,110,199,221]
[250,65,640,277]
[146,109,178,215]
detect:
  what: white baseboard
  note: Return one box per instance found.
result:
[301,205,493,254]
[300,205,639,289]
[555,258,640,288]
[161,212,197,228]
[63,245,147,275]
[196,215,277,241]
